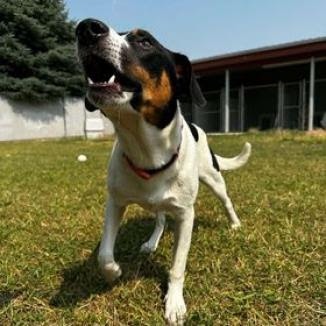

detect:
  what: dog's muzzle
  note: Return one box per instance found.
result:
[76,19,140,112]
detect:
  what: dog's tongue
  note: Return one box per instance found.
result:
[90,82,122,92]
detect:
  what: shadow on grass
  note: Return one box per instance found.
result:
[50,216,169,308]
[0,290,22,309]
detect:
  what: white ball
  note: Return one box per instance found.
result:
[77,154,87,162]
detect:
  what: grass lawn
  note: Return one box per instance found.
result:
[0,131,325,325]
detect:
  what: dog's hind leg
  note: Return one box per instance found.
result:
[200,171,241,229]
[140,212,165,253]
[98,198,126,283]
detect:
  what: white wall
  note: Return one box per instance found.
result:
[0,96,115,141]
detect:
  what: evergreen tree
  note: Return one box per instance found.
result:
[0,0,84,102]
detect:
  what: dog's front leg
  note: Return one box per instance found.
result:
[165,206,194,325]
[98,197,126,283]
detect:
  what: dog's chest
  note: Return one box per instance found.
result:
[108,128,199,212]
[111,174,169,208]
[109,168,195,212]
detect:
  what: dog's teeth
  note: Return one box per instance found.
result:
[88,77,94,85]
[108,75,115,84]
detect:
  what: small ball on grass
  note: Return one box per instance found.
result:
[77,154,87,162]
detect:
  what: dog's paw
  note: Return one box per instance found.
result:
[100,262,122,283]
[165,291,186,325]
[140,241,157,254]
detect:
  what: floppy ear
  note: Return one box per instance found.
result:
[173,52,207,108]
[85,97,98,112]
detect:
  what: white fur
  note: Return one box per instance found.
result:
[79,24,251,325]
[216,142,251,171]
[98,106,251,325]
[101,26,129,72]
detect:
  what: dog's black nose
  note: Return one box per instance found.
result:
[76,19,109,44]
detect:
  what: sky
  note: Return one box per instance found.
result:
[65,0,326,60]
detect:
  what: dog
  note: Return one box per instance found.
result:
[76,18,251,325]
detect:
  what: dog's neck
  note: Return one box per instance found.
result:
[108,104,183,169]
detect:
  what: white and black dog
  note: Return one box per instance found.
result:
[76,19,251,325]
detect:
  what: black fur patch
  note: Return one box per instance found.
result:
[209,147,220,171]
[85,97,98,112]
[125,30,178,129]
[187,122,199,142]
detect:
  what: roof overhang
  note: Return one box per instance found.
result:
[192,37,326,76]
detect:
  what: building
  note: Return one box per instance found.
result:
[184,37,326,132]
[2,37,325,141]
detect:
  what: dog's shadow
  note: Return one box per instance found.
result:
[50,216,172,308]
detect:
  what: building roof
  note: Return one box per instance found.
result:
[192,37,326,76]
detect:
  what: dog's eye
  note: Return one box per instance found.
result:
[138,39,152,49]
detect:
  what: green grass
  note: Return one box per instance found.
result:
[0,132,325,325]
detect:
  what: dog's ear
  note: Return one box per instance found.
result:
[85,97,98,112]
[173,52,207,108]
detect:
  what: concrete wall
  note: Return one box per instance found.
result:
[0,96,115,141]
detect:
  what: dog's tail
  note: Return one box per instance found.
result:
[215,142,252,171]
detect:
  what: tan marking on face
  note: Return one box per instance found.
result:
[132,29,141,35]
[129,65,172,124]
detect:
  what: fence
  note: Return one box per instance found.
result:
[0,96,114,141]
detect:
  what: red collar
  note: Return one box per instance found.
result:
[123,143,181,180]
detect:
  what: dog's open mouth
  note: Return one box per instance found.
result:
[83,56,138,95]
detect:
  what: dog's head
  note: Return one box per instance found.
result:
[76,19,206,128]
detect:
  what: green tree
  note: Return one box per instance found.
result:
[0,0,84,101]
